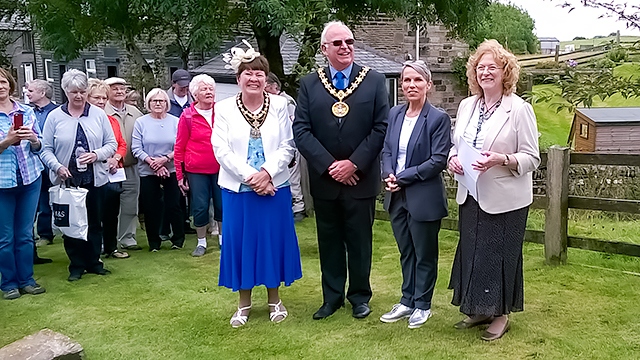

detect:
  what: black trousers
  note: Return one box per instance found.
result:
[389,190,441,310]
[63,184,105,276]
[36,169,54,240]
[140,174,184,250]
[314,192,375,306]
[102,181,123,254]
[160,191,189,235]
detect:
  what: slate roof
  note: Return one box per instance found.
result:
[538,37,560,43]
[577,107,640,124]
[191,35,403,83]
[0,15,30,31]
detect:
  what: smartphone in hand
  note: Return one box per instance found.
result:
[12,113,23,146]
[13,113,23,129]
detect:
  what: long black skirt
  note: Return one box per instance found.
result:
[448,195,528,316]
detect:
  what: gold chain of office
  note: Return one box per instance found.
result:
[236,91,270,139]
[317,66,370,117]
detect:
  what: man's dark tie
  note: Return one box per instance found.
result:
[335,71,347,90]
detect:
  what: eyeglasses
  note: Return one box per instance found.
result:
[325,39,355,47]
[151,99,166,103]
[476,65,503,73]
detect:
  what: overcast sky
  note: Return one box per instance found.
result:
[499,0,640,41]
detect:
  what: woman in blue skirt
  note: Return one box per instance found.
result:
[212,43,302,328]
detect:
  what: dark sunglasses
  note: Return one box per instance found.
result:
[326,39,355,47]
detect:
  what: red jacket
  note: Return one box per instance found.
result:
[108,115,127,167]
[174,102,220,181]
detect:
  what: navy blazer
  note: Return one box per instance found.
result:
[294,63,389,200]
[381,101,451,222]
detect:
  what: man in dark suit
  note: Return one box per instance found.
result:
[293,20,389,320]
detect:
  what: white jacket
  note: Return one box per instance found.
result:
[450,94,540,214]
[212,94,295,192]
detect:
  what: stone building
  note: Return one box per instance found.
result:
[0,17,189,104]
[0,17,37,102]
[353,18,469,117]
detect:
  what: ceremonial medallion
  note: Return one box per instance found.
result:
[236,92,270,139]
[317,67,370,118]
[332,101,350,117]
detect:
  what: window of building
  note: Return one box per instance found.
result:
[21,33,34,52]
[59,65,68,103]
[44,59,54,82]
[579,123,589,139]
[386,77,398,107]
[85,59,97,78]
[107,65,118,78]
[23,63,34,83]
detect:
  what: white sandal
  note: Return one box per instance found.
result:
[268,300,288,323]
[230,305,251,328]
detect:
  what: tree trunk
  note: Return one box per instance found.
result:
[123,35,155,90]
[252,24,284,82]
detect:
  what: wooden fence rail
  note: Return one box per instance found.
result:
[374,146,640,264]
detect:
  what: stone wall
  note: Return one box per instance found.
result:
[353,18,469,117]
[444,163,640,202]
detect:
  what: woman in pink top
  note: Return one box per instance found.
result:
[174,74,222,257]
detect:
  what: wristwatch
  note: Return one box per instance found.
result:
[503,154,510,166]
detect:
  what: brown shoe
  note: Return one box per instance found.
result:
[480,318,510,341]
[453,315,494,330]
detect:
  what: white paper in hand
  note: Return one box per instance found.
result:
[454,140,484,201]
[108,168,127,183]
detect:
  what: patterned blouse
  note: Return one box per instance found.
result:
[0,101,43,188]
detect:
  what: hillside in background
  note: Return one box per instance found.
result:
[532,62,640,149]
[560,35,640,50]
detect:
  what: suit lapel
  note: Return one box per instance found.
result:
[338,63,362,129]
[348,63,362,84]
[389,104,407,171]
[482,94,512,151]
[454,95,480,144]
[406,103,430,165]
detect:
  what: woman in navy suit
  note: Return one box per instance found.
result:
[379,60,451,329]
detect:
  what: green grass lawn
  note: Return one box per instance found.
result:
[613,63,640,79]
[2,219,640,359]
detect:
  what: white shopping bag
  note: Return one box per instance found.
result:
[49,184,89,241]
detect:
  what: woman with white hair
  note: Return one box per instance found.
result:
[173,74,222,257]
[40,69,117,281]
[131,88,183,251]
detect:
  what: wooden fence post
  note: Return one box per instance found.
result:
[544,146,570,265]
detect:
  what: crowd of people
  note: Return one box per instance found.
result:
[0,20,540,341]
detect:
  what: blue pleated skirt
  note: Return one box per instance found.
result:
[218,186,302,291]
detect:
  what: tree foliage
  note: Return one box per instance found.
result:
[468,1,537,54]
[19,0,234,89]
[531,64,640,113]
[242,0,490,92]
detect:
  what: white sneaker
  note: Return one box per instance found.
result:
[380,304,414,323]
[408,308,432,329]
[218,234,222,248]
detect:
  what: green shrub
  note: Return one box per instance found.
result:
[451,55,469,88]
[534,60,566,69]
[607,47,629,62]
[587,58,616,69]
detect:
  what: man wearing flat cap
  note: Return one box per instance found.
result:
[104,77,144,251]
[168,69,194,117]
